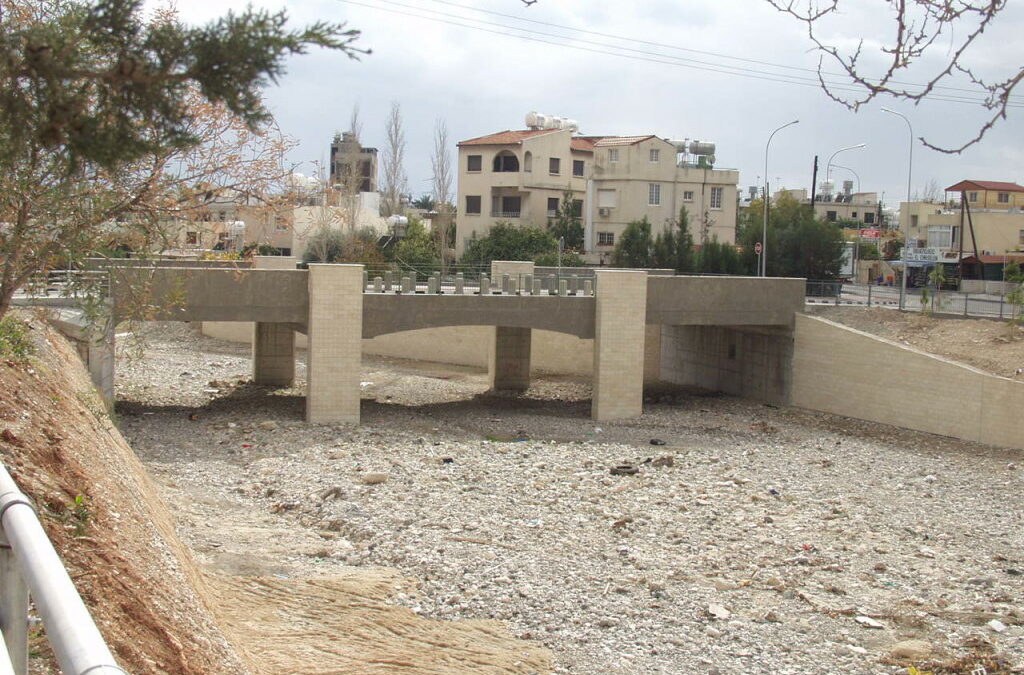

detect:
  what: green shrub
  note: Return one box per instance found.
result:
[0,316,33,361]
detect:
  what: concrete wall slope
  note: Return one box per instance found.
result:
[792,313,1024,449]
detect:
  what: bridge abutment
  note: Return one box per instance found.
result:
[306,264,363,424]
[592,270,647,421]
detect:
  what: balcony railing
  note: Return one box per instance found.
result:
[490,210,521,218]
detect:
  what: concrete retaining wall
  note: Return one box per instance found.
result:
[792,313,1024,449]
[960,279,1013,295]
[201,321,661,380]
[658,325,793,406]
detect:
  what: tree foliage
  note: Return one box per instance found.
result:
[461,222,557,268]
[547,190,584,251]
[612,218,654,268]
[395,219,440,269]
[738,193,845,279]
[652,206,696,273]
[0,0,362,318]
[302,227,383,264]
[696,238,744,275]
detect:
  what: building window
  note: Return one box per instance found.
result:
[649,148,660,163]
[648,183,661,206]
[683,190,694,202]
[572,199,583,217]
[863,212,875,224]
[524,151,532,172]
[851,212,858,219]
[998,192,1010,203]
[608,148,619,163]
[597,189,617,208]
[185,231,198,245]
[910,215,919,229]
[465,195,481,214]
[547,197,559,217]
[968,191,978,202]
[710,187,723,210]
[493,152,519,172]
[1019,229,1024,245]
[927,225,954,248]
[826,211,837,222]
[549,157,561,175]
[467,155,482,172]
[275,217,289,232]
[573,160,585,177]
[598,232,615,246]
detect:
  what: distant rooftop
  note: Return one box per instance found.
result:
[458,129,560,146]
[593,135,656,147]
[946,180,1024,193]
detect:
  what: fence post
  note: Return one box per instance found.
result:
[867,284,872,307]
[0,530,29,675]
[963,293,969,317]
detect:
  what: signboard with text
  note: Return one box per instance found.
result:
[905,247,940,262]
[859,228,880,240]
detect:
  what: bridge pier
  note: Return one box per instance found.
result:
[306,264,364,424]
[592,270,647,421]
[489,327,532,392]
[252,323,295,386]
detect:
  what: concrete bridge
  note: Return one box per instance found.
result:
[107,259,804,425]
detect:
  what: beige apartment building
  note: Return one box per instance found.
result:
[775,187,882,226]
[455,128,739,260]
[901,180,1024,254]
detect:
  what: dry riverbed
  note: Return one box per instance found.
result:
[116,323,1024,674]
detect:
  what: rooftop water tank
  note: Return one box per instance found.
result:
[688,141,716,156]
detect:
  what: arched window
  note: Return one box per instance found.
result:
[523,151,533,172]
[492,151,519,172]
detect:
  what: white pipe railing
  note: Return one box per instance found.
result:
[0,465,127,675]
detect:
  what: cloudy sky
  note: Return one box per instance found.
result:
[170,0,1024,208]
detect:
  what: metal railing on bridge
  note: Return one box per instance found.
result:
[0,464,125,675]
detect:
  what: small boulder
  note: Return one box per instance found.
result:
[361,472,389,485]
[890,639,932,660]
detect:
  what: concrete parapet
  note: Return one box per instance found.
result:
[306,264,363,424]
[253,256,298,270]
[592,270,648,421]
[253,323,295,386]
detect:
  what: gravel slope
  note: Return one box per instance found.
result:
[117,323,1024,674]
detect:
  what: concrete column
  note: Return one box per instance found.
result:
[488,261,535,393]
[252,322,295,386]
[592,269,648,421]
[306,264,363,424]
[87,308,115,410]
[489,326,532,393]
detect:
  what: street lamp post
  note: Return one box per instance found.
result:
[762,119,799,277]
[882,107,913,309]
[825,143,866,184]
[829,163,861,193]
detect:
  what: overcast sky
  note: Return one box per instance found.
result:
[169,0,1024,209]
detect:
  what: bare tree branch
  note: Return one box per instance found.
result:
[763,0,1018,153]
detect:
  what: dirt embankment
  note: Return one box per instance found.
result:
[0,317,551,674]
[0,317,248,674]
[808,307,1024,379]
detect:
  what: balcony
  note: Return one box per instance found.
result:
[490,210,521,218]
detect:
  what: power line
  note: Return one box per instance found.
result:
[420,0,1024,102]
[337,0,1022,108]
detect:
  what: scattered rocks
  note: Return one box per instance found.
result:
[258,421,278,431]
[854,616,884,629]
[707,604,731,620]
[609,464,639,476]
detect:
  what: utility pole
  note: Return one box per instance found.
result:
[810,155,819,207]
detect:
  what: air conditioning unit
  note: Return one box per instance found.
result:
[598,207,610,217]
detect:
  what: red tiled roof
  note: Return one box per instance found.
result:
[945,180,1024,193]
[570,137,595,152]
[458,129,559,146]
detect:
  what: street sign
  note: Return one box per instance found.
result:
[754,242,763,255]
[906,247,940,262]
[859,228,880,239]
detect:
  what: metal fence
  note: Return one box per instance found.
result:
[806,280,1021,319]
[0,465,125,675]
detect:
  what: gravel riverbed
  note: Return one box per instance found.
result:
[117,323,1024,674]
